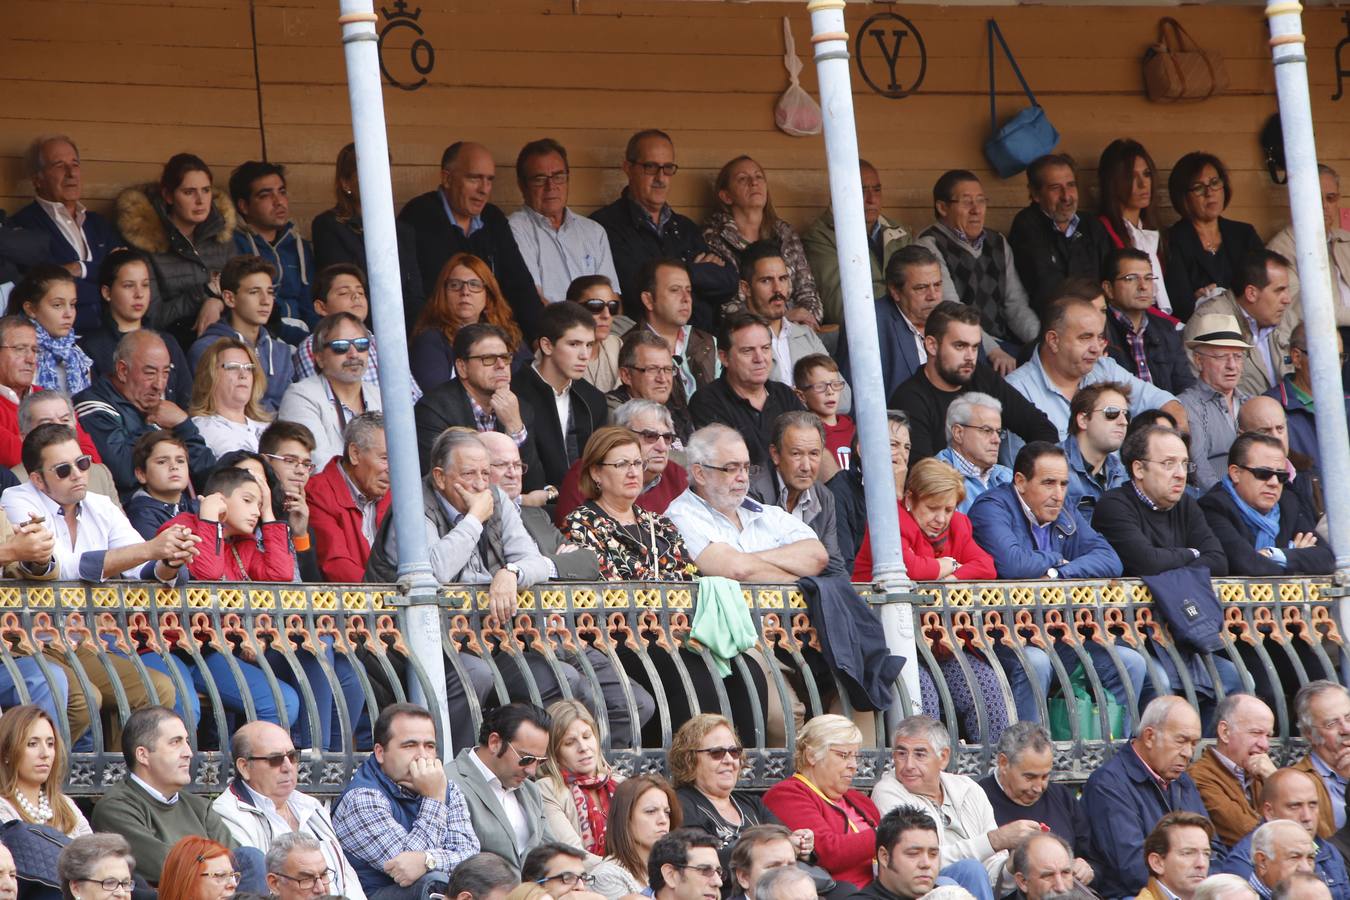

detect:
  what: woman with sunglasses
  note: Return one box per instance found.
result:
[58,834,136,900]
[763,715,876,889]
[591,775,681,900]
[563,427,696,582]
[0,704,91,837]
[189,339,273,455]
[538,700,624,868]
[671,714,813,871]
[566,275,627,393]
[159,837,239,900]
[410,253,526,392]
[1162,151,1264,321]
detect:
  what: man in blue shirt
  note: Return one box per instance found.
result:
[1062,382,1131,515]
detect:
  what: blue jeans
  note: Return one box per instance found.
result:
[139,651,299,735]
[268,636,369,751]
[0,657,68,722]
[938,859,994,900]
[999,643,1150,736]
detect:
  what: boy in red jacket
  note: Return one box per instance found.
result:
[160,467,295,582]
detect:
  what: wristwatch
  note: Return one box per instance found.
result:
[424,851,436,872]
[1047,567,1060,579]
[504,563,523,580]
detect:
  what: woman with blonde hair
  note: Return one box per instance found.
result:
[190,338,272,454]
[590,774,681,900]
[0,704,91,837]
[410,253,525,391]
[537,699,625,866]
[762,715,876,888]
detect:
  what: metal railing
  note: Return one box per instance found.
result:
[0,576,1338,797]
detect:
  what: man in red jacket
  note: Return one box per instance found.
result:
[305,411,390,582]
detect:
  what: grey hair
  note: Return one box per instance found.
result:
[1272,873,1332,900]
[613,398,673,432]
[686,424,742,469]
[112,328,166,367]
[945,391,1002,442]
[342,411,385,455]
[892,715,951,756]
[25,135,79,179]
[997,721,1052,765]
[266,832,323,875]
[0,315,35,347]
[1319,164,1340,187]
[18,389,74,435]
[770,410,826,452]
[430,429,486,473]
[1194,874,1260,900]
[1216,694,1270,737]
[922,887,978,900]
[58,834,134,900]
[755,864,816,900]
[1296,680,1350,745]
[1139,695,1189,734]
[1011,832,1071,878]
[1252,820,1303,859]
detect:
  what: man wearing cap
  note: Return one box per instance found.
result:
[1177,313,1254,490]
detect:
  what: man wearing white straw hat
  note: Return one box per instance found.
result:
[1177,312,1254,490]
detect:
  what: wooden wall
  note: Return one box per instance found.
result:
[4,0,1349,243]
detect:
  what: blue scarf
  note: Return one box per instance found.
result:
[1221,476,1281,551]
[33,319,91,393]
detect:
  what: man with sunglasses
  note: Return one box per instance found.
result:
[591,130,737,328]
[1177,313,1254,490]
[447,704,553,874]
[277,312,382,471]
[1062,382,1131,516]
[521,843,606,900]
[1198,432,1332,576]
[509,139,620,306]
[649,830,725,900]
[74,329,216,500]
[214,722,366,900]
[1101,248,1195,395]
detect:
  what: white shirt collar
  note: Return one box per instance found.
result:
[130,773,178,805]
[35,195,85,222]
[468,747,512,794]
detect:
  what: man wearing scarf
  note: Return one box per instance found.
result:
[1198,431,1333,576]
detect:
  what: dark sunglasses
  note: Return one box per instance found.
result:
[46,455,92,480]
[324,337,371,354]
[579,298,621,316]
[695,745,743,761]
[1237,464,1291,485]
[247,750,301,767]
[1095,406,1129,421]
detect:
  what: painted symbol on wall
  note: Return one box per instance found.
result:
[379,0,435,91]
[855,11,928,99]
[1333,12,1350,101]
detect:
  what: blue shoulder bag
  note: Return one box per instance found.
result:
[983,19,1060,178]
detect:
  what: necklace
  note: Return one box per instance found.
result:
[14,789,53,823]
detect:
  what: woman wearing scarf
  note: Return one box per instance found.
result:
[8,264,93,393]
[538,699,623,867]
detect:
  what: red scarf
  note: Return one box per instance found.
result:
[564,770,617,856]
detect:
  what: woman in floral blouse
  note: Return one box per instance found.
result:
[564,426,697,582]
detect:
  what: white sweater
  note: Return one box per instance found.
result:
[871,769,1008,888]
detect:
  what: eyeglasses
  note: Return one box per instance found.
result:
[1188,176,1226,197]
[947,196,988,209]
[1094,406,1129,421]
[626,364,676,377]
[246,749,300,767]
[631,161,679,177]
[956,423,1004,439]
[1142,458,1195,475]
[803,379,846,395]
[1114,274,1158,286]
[700,462,760,477]
[695,745,743,761]
[1291,344,1349,363]
[199,871,242,886]
[1195,350,1245,365]
[465,352,513,367]
[537,872,595,888]
[526,172,569,187]
[77,879,134,894]
[221,362,257,373]
[275,870,335,892]
[579,298,621,316]
[490,460,528,474]
[446,278,486,294]
[677,864,725,882]
[596,458,644,472]
[262,453,315,472]
[508,742,545,767]
[324,337,371,354]
[1236,464,1290,485]
[829,748,860,763]
[0,344,37,357]
[45,455,92,480]
[635,429,677,444]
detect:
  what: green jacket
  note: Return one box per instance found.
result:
[91,778,237,882]
[800,210,911,326]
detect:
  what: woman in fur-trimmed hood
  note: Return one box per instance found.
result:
[116,152,236,345]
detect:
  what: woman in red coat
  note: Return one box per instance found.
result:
[763,714,878,888]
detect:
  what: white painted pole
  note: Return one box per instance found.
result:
[337,0,452,753]
[806,0,920,714]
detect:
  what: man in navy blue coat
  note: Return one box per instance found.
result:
[11,135,119,334]
[1081,696,1218,900]
[838,244,942,401]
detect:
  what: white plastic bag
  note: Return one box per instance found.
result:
[775,17,822,137]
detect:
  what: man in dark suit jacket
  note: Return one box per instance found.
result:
[838,244,941,402]
[1198,432,1334,576]
[413,323,546,491]
[12,136,120,333]
[511,303,609,488]
[1102,248,1195,395]
[397,141,542,339]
